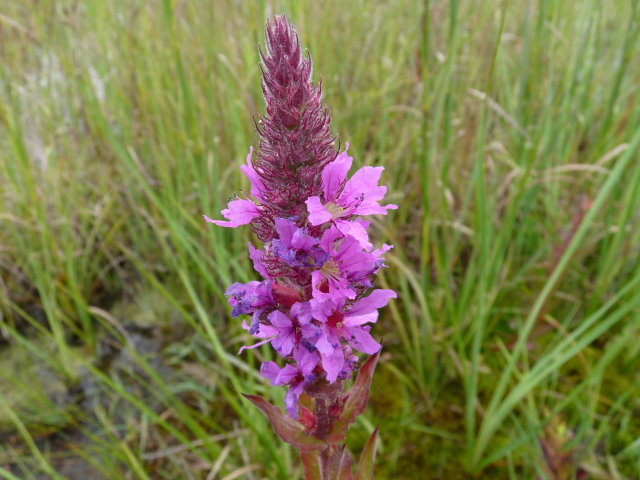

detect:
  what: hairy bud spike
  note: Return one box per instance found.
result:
[251,15,337,241]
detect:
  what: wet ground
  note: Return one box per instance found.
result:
[0,292,188,479]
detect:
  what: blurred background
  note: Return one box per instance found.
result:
[1,1,639,478]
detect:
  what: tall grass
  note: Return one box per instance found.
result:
[1,0,639,478]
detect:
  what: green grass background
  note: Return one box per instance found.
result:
[1,0,639,478]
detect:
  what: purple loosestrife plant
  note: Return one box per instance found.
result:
[204,16,396,479]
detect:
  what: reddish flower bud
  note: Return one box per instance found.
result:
[251,15,337,241]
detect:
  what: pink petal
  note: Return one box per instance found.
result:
[310,270,327,300]
[339,166,383,203]
[260,361,281,385]
[344,312,378,327]
[204,199,259,228]
[294,348,320,375]
[272,332,294,356]
[275,218,296,246]
[335,219,372,251]
[356,218,371,229]
[372,244,393,257]
[285,381,304,418]
[319,225,343,252]
[239,147,266,201]
[346,326,381,354]
[338,166,397,216]
[336,237,377,272]
[248,243,270,279]
[321,148,353,200]
[291,228,319,251]
[309,297,336,322]
[291,301,313,324]
[300,323,320,341]
[276,364,299,384]
[321,346,344,384]
[315,333,334,356]
[348,289,397,316]
[305,196,333,225]
[311,270,352,303]
[269,310,292,329]
[356,201,397,216]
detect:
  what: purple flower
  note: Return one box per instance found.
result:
[260,346,319,417]
[311,228,381,304]
[305,146,397,248]
[271,218,327,268]
[313,289,396,383]
[204,16,397,419]
[225,281,273,334]
[238,307,320,356]
[269,309,321,356]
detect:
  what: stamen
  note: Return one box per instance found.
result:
[238,335,277,354]
[320,259,342,283]
[324,201,345,218]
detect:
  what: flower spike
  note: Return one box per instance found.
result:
[203,15,395,479]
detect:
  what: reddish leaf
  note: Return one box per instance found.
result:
[243,394,326,452]
[302,446,353,480]
[327,350,380,443]
[336,445,354,480]
[299,406,317,431]
[354,427,379,480]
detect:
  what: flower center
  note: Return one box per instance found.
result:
[320,259,342,284]
[324,201,344,218]
[326,310,344,329]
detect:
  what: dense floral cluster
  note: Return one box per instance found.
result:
[204,16,396,418]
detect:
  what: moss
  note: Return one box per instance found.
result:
[0,339,84,435]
